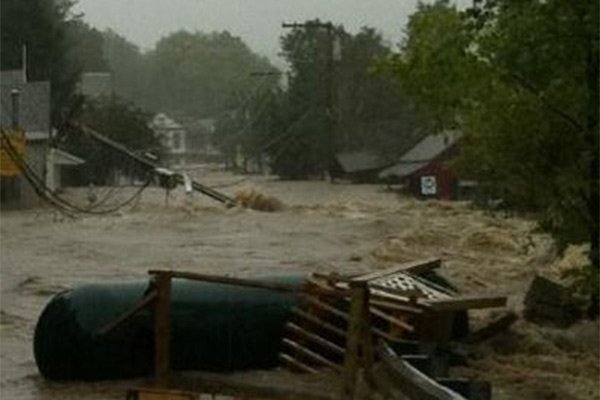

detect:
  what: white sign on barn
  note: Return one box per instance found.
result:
[420,175,437,195]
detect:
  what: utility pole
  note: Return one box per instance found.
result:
[282,21,337,179]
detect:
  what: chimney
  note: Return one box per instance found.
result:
[22,45,27,82]
[11,89,20,129]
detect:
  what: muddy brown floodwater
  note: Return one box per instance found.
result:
[1,169,598,399]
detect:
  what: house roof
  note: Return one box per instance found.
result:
[335,151,389,173]
[378,131,461,179]
[0,70,51,140]
[50,148,85,166]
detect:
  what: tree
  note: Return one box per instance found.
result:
[102,29,148,102]
[60,97,164,184]
[240,21,424,179]
[1,0,79,124]
[386,0,599,312]
[141,30,277,118]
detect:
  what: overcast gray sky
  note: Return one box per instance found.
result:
[73,0,432,65]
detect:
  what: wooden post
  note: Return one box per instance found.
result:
[154,271,172,388]
[342,281,373,399]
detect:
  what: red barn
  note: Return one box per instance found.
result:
[378,131,461,200]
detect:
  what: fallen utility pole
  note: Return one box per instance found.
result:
[71,122,236,206]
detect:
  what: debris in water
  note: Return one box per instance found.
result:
[235,187,284,212]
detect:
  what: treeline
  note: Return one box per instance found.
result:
[1,0,276,124]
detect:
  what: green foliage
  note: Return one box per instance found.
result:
[102,30,147,102]
[65,20,109,73]
[62,97,163,184]
[0,0,113,125]
[387,0,598,259]
[0,0,79,124]
[217,21,424,179]
[104,30,278,119]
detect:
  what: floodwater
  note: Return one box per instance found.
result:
[1,169,598,399]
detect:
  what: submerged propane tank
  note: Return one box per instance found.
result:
[34,276,303,381]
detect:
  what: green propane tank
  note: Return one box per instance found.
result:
[34,276,303,381]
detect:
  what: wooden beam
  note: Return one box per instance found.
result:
[95,290,157,337]
[292,308,347,338]
[154,272,172,388]
[424,296,507,312]
[306,276,351,297]
[149,270,302,293]
[279,353,320,374]
[303,295,349,321]
[370,306,414,333]
[467,311,518,343]
[286,323,346,356]
[282,338,342,371]
[343,282,373,399]
[370,298,423,314]
[352,258,441,282]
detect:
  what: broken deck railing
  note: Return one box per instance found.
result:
[96,259,508,399]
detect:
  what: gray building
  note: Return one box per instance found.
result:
[0,69,51,208]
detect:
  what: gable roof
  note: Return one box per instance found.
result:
[1,70,50,140]
[335,151,389,173]
[378,131,461,179]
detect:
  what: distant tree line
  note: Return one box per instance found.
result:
[1,0,277,182]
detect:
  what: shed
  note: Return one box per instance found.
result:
[379,131,461,200]
[332,151,389,182]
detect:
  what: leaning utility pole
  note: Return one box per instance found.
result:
[282,21,338,179]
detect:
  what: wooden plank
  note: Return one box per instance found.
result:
[424,296,507,312]
[303,295,349,321]
[467,311,518,343]
[154,272,172,388]
[292,308,347,338]
[352,258,441,282]
[377,343,467,400]
[306,276,350,297]
[370,306,414,333]
[96,290,157,337]
[279,353,320,374]
[285,323,346,356]
[372,327,403,343]
[370,298,424,314]
[343,282,373,399]
[149,270,302,293]
[282,338,342,371]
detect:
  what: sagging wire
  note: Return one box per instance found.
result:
[0,129,152,216]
